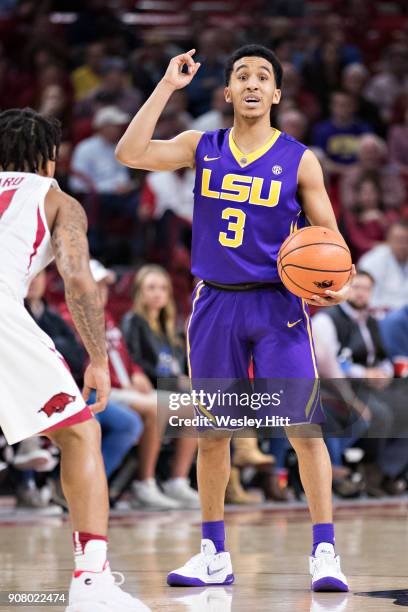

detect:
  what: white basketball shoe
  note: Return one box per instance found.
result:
[309,543,349,592]
[66,561,151,611]
[167,539,234,587]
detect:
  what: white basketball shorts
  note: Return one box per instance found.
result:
[0,287,91,444]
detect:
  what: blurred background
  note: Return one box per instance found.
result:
[0,0,407,515]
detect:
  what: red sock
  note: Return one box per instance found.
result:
[73,532,108,573]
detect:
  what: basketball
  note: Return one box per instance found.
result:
[277,226,352,300]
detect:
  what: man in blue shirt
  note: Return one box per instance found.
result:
[312,91,372,173]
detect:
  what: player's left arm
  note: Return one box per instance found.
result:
[297,149,355,307]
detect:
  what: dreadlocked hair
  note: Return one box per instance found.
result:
[0,108,61,173]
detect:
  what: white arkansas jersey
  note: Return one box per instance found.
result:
[0,171,57,301]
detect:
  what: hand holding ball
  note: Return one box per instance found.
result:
[277,227,352,300]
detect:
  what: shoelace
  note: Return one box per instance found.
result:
[185,552,209,570]
[313,555,338,572]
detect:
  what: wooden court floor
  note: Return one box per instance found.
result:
[0,500,406,611]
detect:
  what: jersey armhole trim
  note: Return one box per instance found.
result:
[40,179,60,239]
[193,132,206,170]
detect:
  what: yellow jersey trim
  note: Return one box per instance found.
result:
[228,128,281,168]
[301,298,319,418]
[186,282,216,423]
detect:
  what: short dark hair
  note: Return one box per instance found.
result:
[355,269,375,285]
[0,108,61,173]
[224,44,283,88]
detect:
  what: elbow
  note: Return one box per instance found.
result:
[115,142,127,164]
[115,140,139,166]
[63,270,95,293]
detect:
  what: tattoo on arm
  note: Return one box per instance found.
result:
[51,197,107,363]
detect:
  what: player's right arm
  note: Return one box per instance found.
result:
[45,188,110,413]
[115,49,202,171]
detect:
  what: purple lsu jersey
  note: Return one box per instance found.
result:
[191,128,307,284]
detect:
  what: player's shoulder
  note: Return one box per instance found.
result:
[194,128,229,158]
[45,186,78,207]
[278,130,308,151]
[199,128,229,145]
[45,188,86,231]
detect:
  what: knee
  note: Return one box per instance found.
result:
[48,417,101,450]
[287,427,325,455]
[127,413,144,441]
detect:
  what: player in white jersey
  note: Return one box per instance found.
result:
[0,108,149,611]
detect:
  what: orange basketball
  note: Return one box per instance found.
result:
[277,226,352,300]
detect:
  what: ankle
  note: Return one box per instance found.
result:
[312,523,335,556]
[202,520,225,552]
[73,532,108,572]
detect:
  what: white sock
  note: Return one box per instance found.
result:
[74,534,108,573]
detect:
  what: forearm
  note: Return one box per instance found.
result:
[116,80,175,162]
[64,276,107,366]
[305,201,339,232]
[299,150,340,233]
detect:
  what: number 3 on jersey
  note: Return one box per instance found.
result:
[219,207,246,248]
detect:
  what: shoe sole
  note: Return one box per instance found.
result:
[167,572,234,587]
[312,577,349,592]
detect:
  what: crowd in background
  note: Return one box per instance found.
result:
[0,0,408,512]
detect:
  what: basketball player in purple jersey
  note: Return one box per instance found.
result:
[116,45,351,592]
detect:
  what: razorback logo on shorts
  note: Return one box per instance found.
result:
[38,392,76,418]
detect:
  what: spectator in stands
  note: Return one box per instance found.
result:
[342,175,388,261]
[340,134,406,212]
[54,141,72,194]
[364,43,408,123]
[165,90,193,129]
[89,261,199,510]
[130,33,172,100]
[277,108,308,142]
[186,30,225,117]
[75,57,141,119]
[380,306,408,359]
[18,41,72,109]
[0,49,23,110]
[341,63,385,136]
[359,220,408,311]
[192,86,234,132]
[302,41,345,115]
[37,84,73,141]
[139,167,194,262]
[69,105,132,194]
[71,41,106,101]
[388,105,408,179]
[321,14,362,65]
[94,398,144,488]
[279,62,320,124]
[312,91,372,174]
[312,271,406,496]
[122,265,188,389]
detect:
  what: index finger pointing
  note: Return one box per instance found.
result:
[177,52,196,66]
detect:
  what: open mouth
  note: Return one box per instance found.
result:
[243,96,261,106]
